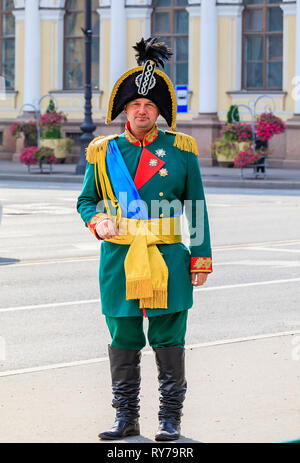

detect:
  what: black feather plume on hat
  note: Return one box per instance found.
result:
[133,37,172,68]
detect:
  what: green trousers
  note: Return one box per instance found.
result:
[105,310,188,351]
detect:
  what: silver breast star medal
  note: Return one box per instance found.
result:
[149,158,159,167]
[155,148,166,158]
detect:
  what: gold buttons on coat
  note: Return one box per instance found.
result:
[159,192,164,197]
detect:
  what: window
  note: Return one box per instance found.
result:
[0,0,15,90]
[242,0,283,90]
[151,0,189,86]
[64,0,99,90]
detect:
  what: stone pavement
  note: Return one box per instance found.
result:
[0,159,299,444]
[0,160,300,189]
[0,333,299,443]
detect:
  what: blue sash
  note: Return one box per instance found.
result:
[106,139,149,220]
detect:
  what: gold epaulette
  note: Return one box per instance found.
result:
[86,134,119,164]
[165,130,199,156]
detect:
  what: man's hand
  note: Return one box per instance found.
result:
[191,272,208,287]
[96,218,119,240]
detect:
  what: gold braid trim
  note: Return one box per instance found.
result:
[106,67,143,125]
[86,135,118,164]
[165,130,199,156]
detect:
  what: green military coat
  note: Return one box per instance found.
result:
[77,123,212,318]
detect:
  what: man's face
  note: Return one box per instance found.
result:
[124,98,160,132]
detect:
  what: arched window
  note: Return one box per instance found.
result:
[64,0,99,90]
[0,0,15,89]
[151,0,189,86]
[242,0,283,90]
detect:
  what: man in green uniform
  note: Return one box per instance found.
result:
[77,38,212,441]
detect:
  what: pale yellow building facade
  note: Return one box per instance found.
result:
[1,0,300,167]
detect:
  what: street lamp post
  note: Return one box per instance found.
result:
[76,0,96,175]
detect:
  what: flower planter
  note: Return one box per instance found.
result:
[20,146,56,173]
[40,138,70,161]
[215,141,251,166]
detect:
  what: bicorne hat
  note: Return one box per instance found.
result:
[106,37,177,131]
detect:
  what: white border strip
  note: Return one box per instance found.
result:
[1,329,300,378]
[1,239,299,268]
[0,257,99,268]
[0,357,108,378]
[1,277,300,313]
[0,299,100,313]
[194,277,300,292]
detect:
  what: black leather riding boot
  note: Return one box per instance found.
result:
[98,345,141,440]
[153,346,187,441]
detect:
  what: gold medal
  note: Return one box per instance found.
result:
[159,168,168,177]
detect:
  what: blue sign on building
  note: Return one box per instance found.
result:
[176,85,188,113]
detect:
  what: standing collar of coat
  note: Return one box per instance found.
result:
[124,121,159,147]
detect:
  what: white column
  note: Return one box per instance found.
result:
[12,7,25,98]
[199,0,218,113]
[295,0,300,114]
[217,3,244,91]
[23,0,40,107]
[40,8,65,91]
[109,0,127,90]
[125,4,153,39]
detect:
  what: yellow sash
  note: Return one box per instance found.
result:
[106,216,182,309]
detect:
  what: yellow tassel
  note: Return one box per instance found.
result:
[116,203,122,229]
[166,131,199,156]
[86,135,120,217]
[140,290,168,309]
[86,135,118,164]
[126,279,153,300]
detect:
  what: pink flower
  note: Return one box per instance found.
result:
[233,150,263,168]
[255,112,286,141]
[20,146,57,166]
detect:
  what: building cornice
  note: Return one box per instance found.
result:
[186,2,245,18]
[186,5,200,18]
[125,0,152,5]
[12,8,25,21]
[39,0,66,6]
[280,2,296,16]
[216,1,243,4]
[97,7,110,19]
[39,8,65,21]
[13,0,25,8]
[217,5,244,17]
[125,7,153,19]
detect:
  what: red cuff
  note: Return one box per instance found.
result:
[87,213,109,240]
[190,257,213,273]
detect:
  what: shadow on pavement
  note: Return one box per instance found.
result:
[98,434,202,444]
[0,258,20,266]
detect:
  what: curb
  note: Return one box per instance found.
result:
[0,173,84,184]
[203,178,300,190]
[1,173,300,190]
